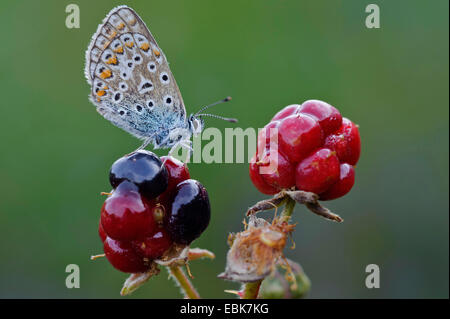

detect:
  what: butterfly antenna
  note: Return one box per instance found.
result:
[195,96,237,123]
[195,96,232,116]
[196,113,238,123]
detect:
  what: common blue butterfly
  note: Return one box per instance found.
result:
[85,6,235,153]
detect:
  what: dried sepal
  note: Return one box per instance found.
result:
[285,190,343,222]
[246,192,287,216]
[246,189,343,222]
[304,202,343,222]
[283,190,318,204]
[218,216,295,283]
[154,243,189,267]
[188,248,215,261]
[120,263,160,296]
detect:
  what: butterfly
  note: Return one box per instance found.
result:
[84,5,236,154]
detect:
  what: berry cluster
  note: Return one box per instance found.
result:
[250,100,361,200]
[99,151,211,273]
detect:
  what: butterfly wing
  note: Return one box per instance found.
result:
[85,5,187,143]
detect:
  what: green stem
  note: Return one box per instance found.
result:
[280,196,296,221]
[169,266,201,299]
[242,280,262,299]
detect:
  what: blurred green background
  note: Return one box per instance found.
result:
[0,0,448,298]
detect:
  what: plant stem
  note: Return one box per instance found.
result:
[242,280,262,299]
[280,196,296,221]
[169,266,201,299]
[241,198,296,299]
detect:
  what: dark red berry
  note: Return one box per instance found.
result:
[158,155,191,205]
[320,163,355,200]
[278,113,323,163]
[295,148,340,194]
[103,237,149,273]
[109,150,168,199]
[98,220,107,242]
[324,117,361,165]
[101,181,156,241]
[299,100,342,135]
[250,150,295,191]
[160,156,190,193]
[271,104,301,121]
[132,229,172,259]
[249,154,279,195]
[164,179,210,245]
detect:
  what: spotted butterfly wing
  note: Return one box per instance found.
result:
[85,5,188,147]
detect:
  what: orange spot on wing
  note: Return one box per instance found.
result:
[140,43,150,52]
[153,49,160,57]
[125,41,134,48]
[100,69,112,79]
[113,46,123,54]
[106,56,118,65]
[117,22,125,30]
[97,90,106,97]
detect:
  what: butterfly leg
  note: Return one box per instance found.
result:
[162,139,193,164]
[179,139,194,163]
[160,141,182,166]
[134,136,154,153]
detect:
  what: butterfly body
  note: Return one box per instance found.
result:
[85,5,203,149]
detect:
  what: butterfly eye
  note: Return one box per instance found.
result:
[147,62,156,73]
[160,72,170,84]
